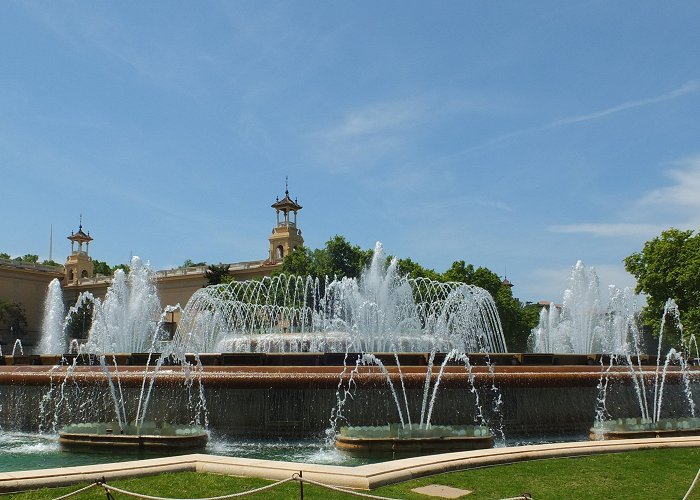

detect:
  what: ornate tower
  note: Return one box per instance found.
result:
[64,218,94,284]
[269,180,304,264]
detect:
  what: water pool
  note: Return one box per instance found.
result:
[0,430,588,473]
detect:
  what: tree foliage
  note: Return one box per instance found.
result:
[205,263,230,286]
[181,259,206,268]
[92,260,131,276]
[16,254,39,264]
[93,259,112,276]
[396,257,442,281]
[280,236,372,280]
[112,263,131,274]
[0,300,28,335]
[65,301,93,340]
[624,228,700,344]
[1,253,61,267]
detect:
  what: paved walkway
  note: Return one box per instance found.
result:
[0,436,698,493]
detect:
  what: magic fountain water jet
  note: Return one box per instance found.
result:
[34,257,208,449]
[174,243,507,354]
[591,299,700,439]
[530,261,642,354]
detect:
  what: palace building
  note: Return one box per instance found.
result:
[0,186,304,349]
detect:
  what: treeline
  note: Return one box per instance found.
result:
[278,235,541,352]
[0,252,61,267]
[92,260,130,276]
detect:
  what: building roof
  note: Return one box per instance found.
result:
[67,224,93,243]
[271,190,302,211]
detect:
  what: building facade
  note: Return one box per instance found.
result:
[0,187,304,350]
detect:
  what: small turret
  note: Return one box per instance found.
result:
[268,178,304,263]
[65,216,94,284]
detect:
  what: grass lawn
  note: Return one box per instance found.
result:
[3,448,699,500]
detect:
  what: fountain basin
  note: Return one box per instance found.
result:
[589,417,700,440]
[58,422,208,450]
[335,424,493,456]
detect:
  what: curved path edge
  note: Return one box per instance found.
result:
[0,436,698,493]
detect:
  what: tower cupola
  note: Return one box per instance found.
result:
[65,216,94,284]
[268,178,304,264]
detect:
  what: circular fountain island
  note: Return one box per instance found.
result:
[336,424,493,456]
[59,422,208,450]
[589,417,700,440]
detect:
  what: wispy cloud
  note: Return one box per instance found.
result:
[548,155,700,238]
[548,223,663,238]
[418,197,514,214]
[639,155,700,210]
[550,81,699,127]
[452,81,700,156]
[310,98,429,172]
[324,99,427,140]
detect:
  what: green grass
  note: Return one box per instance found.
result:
[4,448,700,500]
[375,448,700,499]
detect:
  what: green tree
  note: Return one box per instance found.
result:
[396,257,442,281]
[624,228,700,345]
[14,254,39,264]
[41,259,62,267]
[0,252,10,260]
[93,259,112,276]
[280,246,317,277]
[443,260,474,283]
[112,263,131,274]
[65,302,93,340]
[0,300,28,335]
[280,236,372,280]
[181,259,206,268]
[324,235,369,279]
[205,263,230,286]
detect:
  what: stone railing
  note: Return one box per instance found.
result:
[156,266,208,277]
[76,275,113,285]
[156,260,265,277]
[0,258,64,274]
[67,259,268,286]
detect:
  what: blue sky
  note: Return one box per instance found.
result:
[2,1,699,303]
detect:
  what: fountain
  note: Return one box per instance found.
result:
[590,299,700,440]
[0,250,698,468]
[28,257,209,450]
[173,243,506,354]
[529,261,641,354]
[529,261,700,440]
[38,278,66,355]
[171,243,506,455]
[330,350,501,456]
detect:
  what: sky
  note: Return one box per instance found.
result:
[1,1,699,304]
